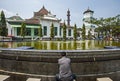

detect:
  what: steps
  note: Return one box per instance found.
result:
[26,78,41,81]
[0,75,9,81]
[0,74,114,81]
[97,77,112,81]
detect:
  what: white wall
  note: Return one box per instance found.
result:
[40,20,61,38]
[84,12,93,18]
[6,22,12,36]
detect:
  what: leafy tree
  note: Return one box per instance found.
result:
[38,24,42,38]
[50,23,54,39]
[20,22,26,38]
[0,11,8,37]
[63,22,67,40]
[82,24,86,40]
[95,27,100,38]
[112,15,120,38]
[73,24,77,40]
[112,21,120,38]
[91,15,120,39]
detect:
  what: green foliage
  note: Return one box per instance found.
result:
[112,25,120,37]
[112,15,120,37]
[92,14,120,39]
[38,24,42,37]
[20,22,26,38]
[63,22,66,40]
[82,24,86,40]
[0,11,8,37]
[0,11,6,26]
[88,29,92,39]
[50,23,54,39]
[73,24,77,40]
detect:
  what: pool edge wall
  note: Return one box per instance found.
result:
[0,49,120,81]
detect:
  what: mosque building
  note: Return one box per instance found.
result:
[0,6,96,40]
[5,6,74,40]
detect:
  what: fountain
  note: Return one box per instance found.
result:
[0,40,120,81]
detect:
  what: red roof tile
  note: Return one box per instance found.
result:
[34,6,48,17]
[25,17,39,24]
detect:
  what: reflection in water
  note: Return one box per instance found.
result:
[0,40,120,50]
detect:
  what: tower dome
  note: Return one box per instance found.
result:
[83,7,94,14]
[83,7,94,22]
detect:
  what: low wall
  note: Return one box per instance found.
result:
[0,49,120,81]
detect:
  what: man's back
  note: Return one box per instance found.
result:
[58,56,72,78]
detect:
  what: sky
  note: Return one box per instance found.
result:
[0,0,120,27]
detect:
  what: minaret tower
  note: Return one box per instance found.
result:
[83,7,95,36]
[67,9,70,27]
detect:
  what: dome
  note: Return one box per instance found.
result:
[83,8,94,14]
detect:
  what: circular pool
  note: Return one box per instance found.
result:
[0,49,120,81]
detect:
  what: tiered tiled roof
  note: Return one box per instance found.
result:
[8,20,40,26]
[41,11,61,22]
[34,6,49,17]
[7,6,60,25]
[7,15,23,21]
[7,15,40,25]
[25,6,49,24]
[25,17,39,24]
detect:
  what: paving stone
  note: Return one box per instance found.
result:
[26,78,41,81]
[97,77,112,81]
[0,75,9,81]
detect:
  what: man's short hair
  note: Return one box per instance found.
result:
[61,52,66,56]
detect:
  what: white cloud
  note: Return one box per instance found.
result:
[0,8,15,18]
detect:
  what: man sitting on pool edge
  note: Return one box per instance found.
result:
[56,52,76,81]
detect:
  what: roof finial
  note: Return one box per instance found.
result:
[43,5,45,9]
[88,6,90,10]
[68,8,70,11]
[16,13,18,16]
